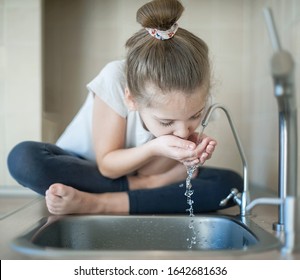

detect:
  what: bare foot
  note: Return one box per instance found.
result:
[45,183,129,215]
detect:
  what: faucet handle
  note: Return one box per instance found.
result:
[219,188,240,207]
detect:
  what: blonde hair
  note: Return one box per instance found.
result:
[125,0,210,106]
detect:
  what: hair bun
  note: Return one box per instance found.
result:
[137,0,184,30]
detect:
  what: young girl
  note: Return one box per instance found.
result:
[7,0,242,215]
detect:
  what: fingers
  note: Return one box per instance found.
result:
[204,142,216,158]
[182,158,200,167]
[201,140,216,163]
[155,135,216,164]
[188,136,217,165]
[183,151,209,166]
[176,135,217,165]
[199,136,216,149]
[159,136,198,161]
[171,137,196,151]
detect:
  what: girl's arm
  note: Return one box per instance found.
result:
[92,95,200,179]
[92,95,154,178]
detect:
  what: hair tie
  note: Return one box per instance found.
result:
[145,23,178,40]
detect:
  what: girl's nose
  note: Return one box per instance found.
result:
[173,124,190,139]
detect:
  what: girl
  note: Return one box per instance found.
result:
[7,0,242,215]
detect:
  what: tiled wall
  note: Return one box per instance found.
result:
[1,0,299,195]
[0,0,42,190]
[42,0,144,143]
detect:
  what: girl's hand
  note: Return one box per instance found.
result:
[149,134,216,166]
[150,135,199,162]
[183,133,217,166]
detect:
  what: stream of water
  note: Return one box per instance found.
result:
[184,165,198,248]
[183,125,205,249]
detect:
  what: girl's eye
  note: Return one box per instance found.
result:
[160,121,174,127]
[191,112,203,120]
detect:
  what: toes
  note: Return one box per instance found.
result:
[45,184,77,215]
[49,183,69,197]
[45,188,63,214]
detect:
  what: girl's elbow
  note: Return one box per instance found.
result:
[98,166,121,179]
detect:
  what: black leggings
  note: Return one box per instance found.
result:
[7,141,243,214]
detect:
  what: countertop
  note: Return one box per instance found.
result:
[0,190,299,260]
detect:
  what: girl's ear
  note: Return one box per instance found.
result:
[124,88,138,111]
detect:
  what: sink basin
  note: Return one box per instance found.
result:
[11,214,280,259]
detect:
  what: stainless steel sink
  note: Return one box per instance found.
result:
[11,214,281,259]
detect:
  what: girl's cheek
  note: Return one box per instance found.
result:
[152,128,172,138]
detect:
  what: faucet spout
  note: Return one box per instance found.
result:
[201,104,249,216]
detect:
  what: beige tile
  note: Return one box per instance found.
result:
[5,3,41,45]
[182,0,214,29]
[0,196,41,220]
[0,6,4,46]
[4,167,21,188]
[212,0,244,29]
[4,112,41,151]
[216,30,244,60]
[0,150,5,186]
[4,44,41,114]
[248,150,278,191]
[291,21,300,62]
[5,0,40,8]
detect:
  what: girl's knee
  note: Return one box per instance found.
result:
[200,167,243,191]
[223,169,243,190]
[7,141,43,181]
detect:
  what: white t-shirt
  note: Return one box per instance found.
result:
[56,60,154,162]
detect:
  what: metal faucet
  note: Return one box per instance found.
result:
[204,7,298,254]
[200,104,281,217]
[263,7,297,232]
[200,103,250,216]
[272,50,298,222]
[264,7,298,254]
[200,98,297,253]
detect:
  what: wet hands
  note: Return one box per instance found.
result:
[183,133,217,166]
[152,133,216,166]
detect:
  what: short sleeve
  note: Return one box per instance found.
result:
[87,60,128,118]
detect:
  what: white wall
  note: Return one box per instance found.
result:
[0,0,42,190]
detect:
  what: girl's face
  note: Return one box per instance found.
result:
[127,87,208,139]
